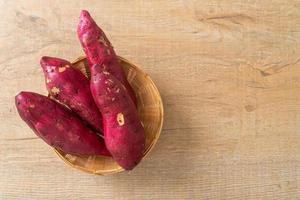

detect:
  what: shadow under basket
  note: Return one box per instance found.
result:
[54,56,164,175]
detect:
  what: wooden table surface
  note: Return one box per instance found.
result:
[2,0,300,199]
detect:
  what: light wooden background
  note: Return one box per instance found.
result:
[1,0,300,199]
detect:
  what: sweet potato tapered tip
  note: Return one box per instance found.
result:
[80,10,90,20]
[77,10,137,105]
[40,56,69,69]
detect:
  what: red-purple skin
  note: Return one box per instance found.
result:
[90,64,145,170]
[40,56,103,132]
[15,91,111,156]
[77,10,137,106]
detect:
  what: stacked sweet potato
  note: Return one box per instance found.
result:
[15,10,145,170]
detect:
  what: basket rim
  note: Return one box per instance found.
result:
[54,55,164,175]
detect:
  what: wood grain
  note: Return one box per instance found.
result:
[1,0,300,199]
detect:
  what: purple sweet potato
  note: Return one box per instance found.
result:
[90,64,145,170]
[40,56,103,132]
[77,10,137,106]
[15,91,110,156]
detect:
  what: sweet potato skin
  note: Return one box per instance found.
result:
[15,91,110,156]
[90,64,145,170]
[77,10,137,105]
[40,56,103,132]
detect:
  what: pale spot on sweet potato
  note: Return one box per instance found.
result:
[46,79,51,83]
[117,113,125,126]
[116,88,120,93]
[106,49,111,55]
[51,87,60,95]
[58,67,66,73]
[112,97,115,102]
[64,64,70,68]
[29,104,35,108]
[103,71,110,75]
[47,66,56,73]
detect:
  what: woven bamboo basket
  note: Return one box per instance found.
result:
[54,56,164,175]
